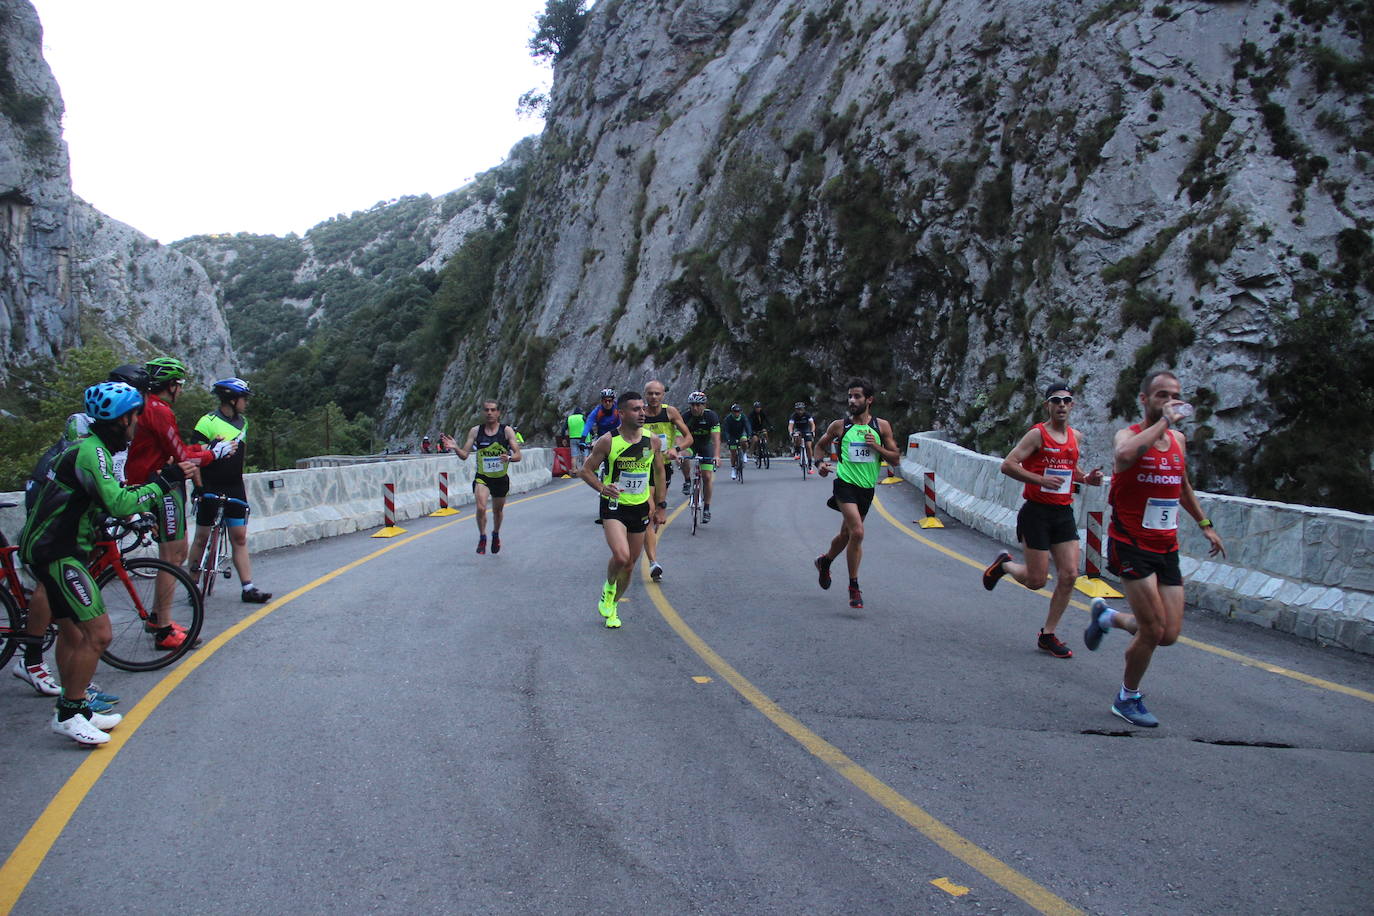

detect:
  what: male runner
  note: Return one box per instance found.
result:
[567,409,588,464]
[1081,370,1225,727]
[722,404,753,480]
[21,382,192,745]
[681,391,721,523]
[578,391,666,629]
[442,399,522,555]
[188,378,272,602]
[788,402,816,467]
[642,380,693,581]
[982,382,1103,658]
[124,357,228,649]
[813,379,901,610]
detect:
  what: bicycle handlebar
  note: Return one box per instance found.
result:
[197,492,250,509]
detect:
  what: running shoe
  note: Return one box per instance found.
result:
[241,587,273,603]
[144,618,188,635]
[491,532,501,554]
[605,612,622,629]
[86,694,116,715]
[1111,694,1159,728]
[1037,630,1073,658]
[87,683,119,705]
[1084,598,1110,651]
[848,585,864,609]
[154,626,189,651]
[51,711,110,747]
[815,555,832,590]
[982,551,1013,590]
[598,583,617,619]
[702,507,711,523]
[650,563,663,581]
[730,469,737,480]
[476,535,487,555]
[12,658,60,696]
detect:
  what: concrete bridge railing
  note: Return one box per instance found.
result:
[898,433,1374,655]
[0,449,554,554]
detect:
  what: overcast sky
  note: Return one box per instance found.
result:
[31,0,552,242]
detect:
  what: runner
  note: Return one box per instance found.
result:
[680,391,721,523]
[788,402,816,468]
[722,404,753,480]
[578,391,666,629]
[642,380,693,581]
[442,399,522,555]
[124,356,228,649]
[20,382,192,746]
[188,378,272,603]
[1081,370,1225,727]
[982,382,1103,658]
[812,379,900,610]
[567,409,588,465]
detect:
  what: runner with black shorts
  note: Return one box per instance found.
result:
[812,379,901,610]
[578,391,666,629]
[642,379,693,581]
[1081,370,1225,727]
[443,399,522,555]
[982,382,1103,658]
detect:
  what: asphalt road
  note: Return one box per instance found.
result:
[2,460,1372,915]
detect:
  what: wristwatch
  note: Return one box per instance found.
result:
[1198,518,1214,529]
[656,501,668,509]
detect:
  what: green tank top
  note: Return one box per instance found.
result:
[643,407,678,452]
[567,413,585,438]
[836,417,881,490]
[601,433,654,506]
[474,425,511,479]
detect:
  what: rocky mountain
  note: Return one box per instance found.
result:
[0,0,235,386]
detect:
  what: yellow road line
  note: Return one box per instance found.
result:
[642,502,1083,916]
[871,495,1374,704]
[0,483,577,915]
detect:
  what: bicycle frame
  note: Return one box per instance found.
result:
[194,492,249,597]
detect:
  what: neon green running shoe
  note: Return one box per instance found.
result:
[598,582,616,619]
[605,612,621,629]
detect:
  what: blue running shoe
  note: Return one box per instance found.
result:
[1111,694,1159,728]
[87,684,119,705]
[86,694,117,715]
[1084,598,1110,651]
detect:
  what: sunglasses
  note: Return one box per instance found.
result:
[1047,395,1073,405]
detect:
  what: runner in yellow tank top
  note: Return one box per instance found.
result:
[812,378,901,611]
[641,379,693,581]
[441,398,522,555]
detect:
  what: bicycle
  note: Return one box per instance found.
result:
[192,492,249,598]
[0,502,55,670]
[1,511,201,672]
[731,440,746,484]
[685,456,712,536]
[752,435,770,470]
[794,434,814,479]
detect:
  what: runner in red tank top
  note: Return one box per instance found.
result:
[982,382,1103,659]
[1081,370,1225,728]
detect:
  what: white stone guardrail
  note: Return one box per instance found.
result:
[899,433,1374,656]
[0,449,554,554]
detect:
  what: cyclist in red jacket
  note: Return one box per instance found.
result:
[125,357,234,647]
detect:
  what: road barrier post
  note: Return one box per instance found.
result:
[918,471,944,529]
[372,482,407,537]
[430,472,459,517]
[1074,494,1121,597]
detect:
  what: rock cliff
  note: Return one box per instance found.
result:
[0,0,235,384]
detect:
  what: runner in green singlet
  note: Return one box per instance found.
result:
[578,391,666,628]
[442,399,522,555]
[812,378,901,610]
[641,379,693,581]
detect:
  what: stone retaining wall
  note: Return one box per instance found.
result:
[900,433,1374,655]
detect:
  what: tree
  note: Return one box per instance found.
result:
[529,0,589,63]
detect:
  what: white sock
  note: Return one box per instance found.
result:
[242,582,254,591]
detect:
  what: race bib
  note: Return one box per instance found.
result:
[1142,497,1179,531]
[1041,467,1071,493]
[619,471,648,495]
[847,438,876,462]
[482,455,504,474]
[657,433,669,450]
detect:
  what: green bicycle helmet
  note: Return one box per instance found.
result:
[144,356,188,390]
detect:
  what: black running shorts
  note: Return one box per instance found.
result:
[1016,500,1078,551]
[474,474,511,499]
[598,500,650,534]
[1107,537,1182,586]
[826,479,875,519]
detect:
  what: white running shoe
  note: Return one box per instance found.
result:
[51,712,111,746]
[730,469,737,480]
[86,708,122,731]
[650,563,663,581]
[12,658,61,696]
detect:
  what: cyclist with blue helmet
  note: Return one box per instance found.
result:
[20,382,194,746]
[188,378,271,603]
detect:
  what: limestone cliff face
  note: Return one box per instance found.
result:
[435,0,1371,485]
[0,0,234,383]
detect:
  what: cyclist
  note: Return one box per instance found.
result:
[583,389,621,447]
[680,391,721,523]
[442,399,522,554]
[577,391,666,629]
[788,402,816,468]
[722,404,752,481]
[20,381,193,746]
[642,380,693,581]
[188,378,272,603]
[747,401,771,458]
[124,356,231,649]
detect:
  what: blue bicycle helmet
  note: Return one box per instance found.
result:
[212,377,252,401]
[85,382,144,421]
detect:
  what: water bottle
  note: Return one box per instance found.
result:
[1169,402,1194,420]
[606,491,618,510]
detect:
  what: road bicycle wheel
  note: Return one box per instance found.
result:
[800,449,809,480]
[690,476,701,536]
[215,523,233,589]
[199,526,221,598]
[735,450,744,484]
[100,558,204,672]
[0,587,22,669]
[762,444,770,470]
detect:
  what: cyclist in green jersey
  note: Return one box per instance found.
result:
[442,399,522,554]
[578,391,666,628]
[681,391,722,523]
[812,378,901,610]
[641,380,693,581]
[21,382,193,746]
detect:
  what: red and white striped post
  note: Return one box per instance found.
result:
[1074,507,1121,598]
[918,471,944,529]
[372,481,407,537]
[431,472,459,517]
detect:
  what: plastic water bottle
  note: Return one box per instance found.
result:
[1169,402,1194,420]
[606,492,618,510]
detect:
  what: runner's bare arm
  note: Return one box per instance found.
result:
[1000,427,1057,487]
[1113,418,1169,473]
[670,406,693,454]
[875,419,902,464]
[578,434,617,497]
[813,419,841,466]
[1176,431,1225,558]
[506,427,522,463]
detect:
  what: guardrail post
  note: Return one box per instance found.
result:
[431,471,459,517]
[1074,487,1121,598]
[917,471,944,529]
[372,482,407,538]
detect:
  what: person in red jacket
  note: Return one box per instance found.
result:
[125,357,235,647]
